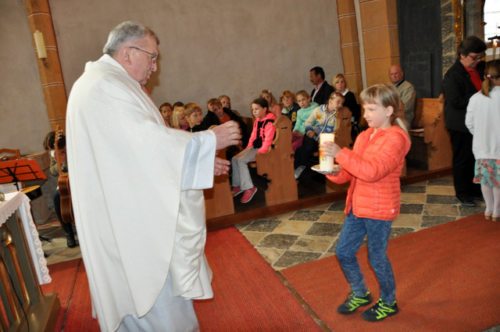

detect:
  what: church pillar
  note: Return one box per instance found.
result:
[24,0,67,130]
[336,0,363,96]
[358,0,400,86]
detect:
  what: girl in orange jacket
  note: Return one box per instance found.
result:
[320,84,411,322]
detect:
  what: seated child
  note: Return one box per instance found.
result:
[159,102,173,127]
[294,92,352,179]
[184,102,204,132]
[231,97,276,204]
[280,90,300,128]
[170,105,189,130]
[260,89,281,118]
[292,90,319,151]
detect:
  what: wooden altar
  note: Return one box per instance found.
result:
[0,192,59,331]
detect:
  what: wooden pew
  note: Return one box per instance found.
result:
[408,98,452,170]
[204,150,234,219]
[256,116,298,206]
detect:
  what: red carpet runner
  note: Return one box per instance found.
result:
[195,227,319,331]
[282,215,500,332]
[42,227,319,331]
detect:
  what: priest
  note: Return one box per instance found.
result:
[65,21,241,331]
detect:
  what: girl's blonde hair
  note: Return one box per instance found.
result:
[170,105,186,129]
[281,90,295,99]
[333,73,346,86]
[184,102,202,117]
[329,91,345,101]
[260,89,278,105]
[481,59,500,97]
[295,90,310,99]
[360,84,407,132]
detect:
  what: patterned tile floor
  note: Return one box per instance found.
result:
[236,175,487,270]
[41,175,487,268]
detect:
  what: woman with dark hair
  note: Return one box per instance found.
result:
[442,35,487,207]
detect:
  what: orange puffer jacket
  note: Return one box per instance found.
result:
[327,125,411,221]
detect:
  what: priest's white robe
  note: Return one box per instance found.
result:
[66,54,215,332]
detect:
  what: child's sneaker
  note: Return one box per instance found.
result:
[337,292,373,314]
[232,186,244,197]
[240,187,257,204]
[361,299,399,322]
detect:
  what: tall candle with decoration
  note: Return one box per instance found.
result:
[319,133,335,172]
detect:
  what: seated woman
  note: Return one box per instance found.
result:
[231,97,276,204]
[333,73,361,142]
[292,90,319,151]
[294,92,352,179]
[184,102,204,132]
[260,89,281,118]
[280,90,300,128]
[170,105,189,130]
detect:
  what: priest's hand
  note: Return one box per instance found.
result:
[214,157,230,176]
[211,121,241,150]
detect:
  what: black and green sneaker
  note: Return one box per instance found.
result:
[337,292,373,314]
[362,299,399,322]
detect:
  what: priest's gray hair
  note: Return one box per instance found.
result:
[103,21,159,56]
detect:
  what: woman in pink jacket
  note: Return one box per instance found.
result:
[231,97,276,204]
[321,84,410,322]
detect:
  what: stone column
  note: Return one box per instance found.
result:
[336,0,363,96]
[24,0,67,130]
[358,0,400,86]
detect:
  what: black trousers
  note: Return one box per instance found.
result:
[448,129,481,198]
[294,135,319,168]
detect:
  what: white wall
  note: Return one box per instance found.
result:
[0,0,50,154]
[0,0,343,154]
[49,0,343,115]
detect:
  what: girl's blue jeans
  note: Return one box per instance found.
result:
[335,211,396,304]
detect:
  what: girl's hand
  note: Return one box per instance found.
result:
[320,141,341,158]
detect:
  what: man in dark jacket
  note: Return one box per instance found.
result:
[310,66,335,106]
[442,36,486,207]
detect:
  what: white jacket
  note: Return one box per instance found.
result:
[466,86,500,160]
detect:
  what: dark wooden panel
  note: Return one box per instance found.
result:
[397,0,442,97]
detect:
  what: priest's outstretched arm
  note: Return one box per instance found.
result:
[181,121,240,190]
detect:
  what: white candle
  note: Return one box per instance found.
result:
[319,133,335,172]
